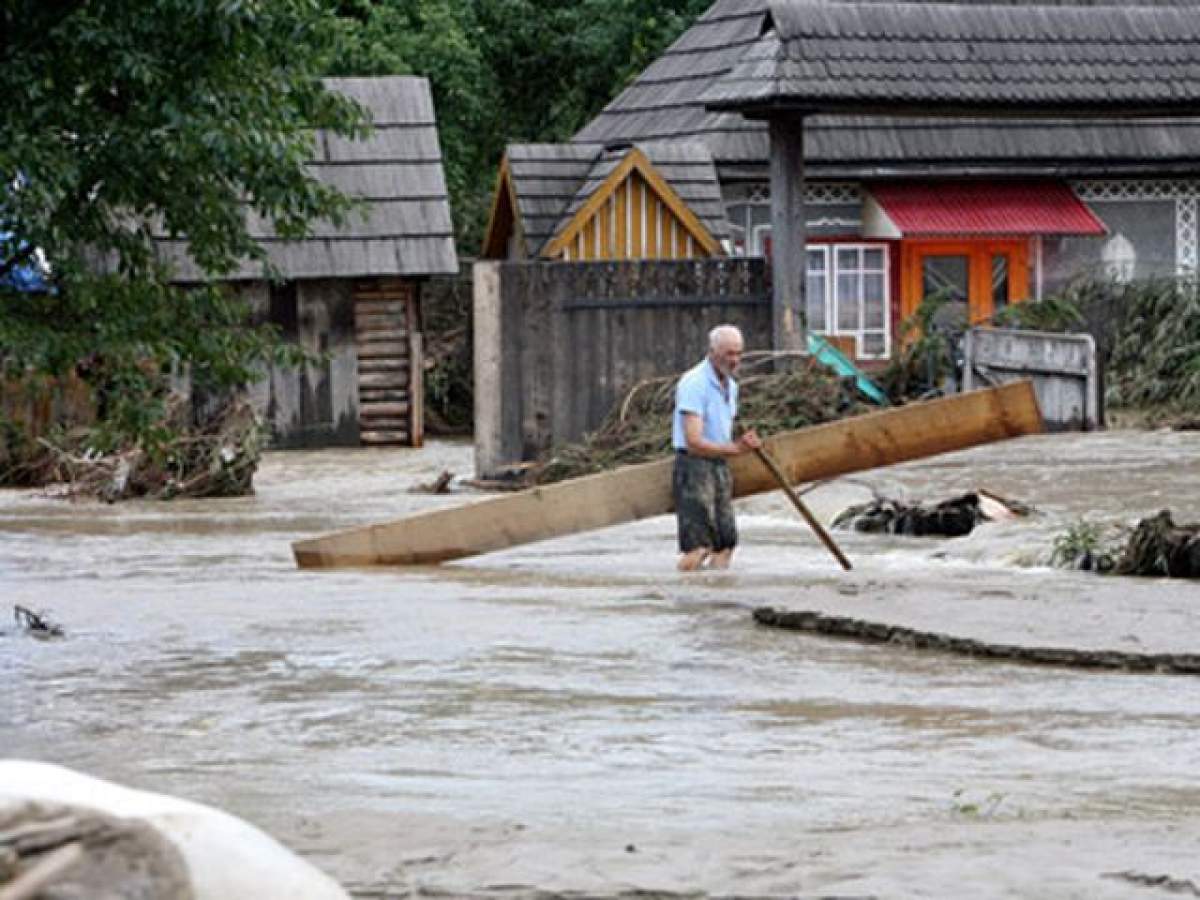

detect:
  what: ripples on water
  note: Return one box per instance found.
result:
[2,434,1200,897]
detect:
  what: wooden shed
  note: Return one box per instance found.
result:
[157,77,458,447]
[482,141,728,261]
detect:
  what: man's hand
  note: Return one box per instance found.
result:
[736,429,762,453]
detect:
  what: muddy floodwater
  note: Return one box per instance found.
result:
[3,431,1200,898]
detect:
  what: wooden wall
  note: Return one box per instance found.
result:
[246,277,424,449]
[474,258,770,474]
[1,373,94,440]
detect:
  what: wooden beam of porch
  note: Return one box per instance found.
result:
[769,115,807,352]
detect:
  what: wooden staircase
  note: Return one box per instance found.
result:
[353,279,423,447]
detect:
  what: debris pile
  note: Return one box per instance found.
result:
[1051,510,1200,578]
[12,606,63,639]
[1114,510,1200,578]
[525,354,866,486]
[9,396,263,502]
[832,490,1030,538]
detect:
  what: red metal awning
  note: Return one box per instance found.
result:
[863,181,1107,238]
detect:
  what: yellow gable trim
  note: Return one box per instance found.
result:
[542,148,723,259]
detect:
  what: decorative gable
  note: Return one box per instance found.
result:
[543,149,724,261]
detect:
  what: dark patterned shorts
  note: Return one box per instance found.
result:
[673,453,737,552]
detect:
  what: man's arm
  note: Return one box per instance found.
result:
[682,413,761,458]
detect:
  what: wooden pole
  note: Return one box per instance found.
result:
[769,115,807,352]
[755,447,852,571]
[293,381,1042,569]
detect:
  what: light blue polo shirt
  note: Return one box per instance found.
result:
[672,358,738,450]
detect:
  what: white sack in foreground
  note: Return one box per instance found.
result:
[0,760,348,900]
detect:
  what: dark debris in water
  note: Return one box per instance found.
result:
[12,605,64,639]
[832,489,1030,538]
[1053,509,1200,578]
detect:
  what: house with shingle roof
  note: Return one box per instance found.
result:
[563,0,1200,361]
[483,141,729,261]
[160,76,458,447]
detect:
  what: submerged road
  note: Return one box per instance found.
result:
[2,432,1199,898]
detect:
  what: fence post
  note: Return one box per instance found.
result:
[473,261,503,476]
[769,115,807,352]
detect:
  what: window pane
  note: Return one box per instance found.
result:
[837,273,860,330]
[807,248,826,272]
[864,248,884,270]
[992,255,1010,311]
[837,247,858,271]
[806,274,827,331]
[752,225,771,256]
[864,274,886,328]
[864,271,884,303]
[862,333,886,356]
[922,254,969,303]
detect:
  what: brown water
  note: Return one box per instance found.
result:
[3,433,1200,898]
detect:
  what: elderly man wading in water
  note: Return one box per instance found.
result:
[672,324,762,571]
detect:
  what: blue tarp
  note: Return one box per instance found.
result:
[0,232,49,292]
[807,333,890,406]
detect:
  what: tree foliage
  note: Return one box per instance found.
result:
[1,0,713,464]
[1,0,369,450]
[326,0,712,248]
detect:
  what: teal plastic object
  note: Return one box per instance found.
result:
[806,333,889,406]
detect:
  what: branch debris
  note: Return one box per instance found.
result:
[520,353,868,487]
[12,606,63,639]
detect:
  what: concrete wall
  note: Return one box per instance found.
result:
[243,279,360,448]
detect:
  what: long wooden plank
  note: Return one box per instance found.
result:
[359,370,410,389]
[361,431,410,445]
[293,381,1042,569]
[360,401,411,418]
[357,327,410,342]
[358,359,409,374]
[357,342,410,359]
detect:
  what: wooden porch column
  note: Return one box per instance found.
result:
[769,115,807,351]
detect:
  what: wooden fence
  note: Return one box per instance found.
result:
[1,373,94,440]
[474,258,771,475]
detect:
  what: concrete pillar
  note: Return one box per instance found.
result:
[473,261,503,477]
[769,115,807,351]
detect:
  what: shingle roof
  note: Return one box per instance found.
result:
[506,144,600,258]
[575,0,765,165]
[507,141,727,256]
[640,141,729,244]
[702,1,1200,116]
[574,0,1200,177]
[159,77,458,282]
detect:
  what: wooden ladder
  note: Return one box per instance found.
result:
[354,280,423,447]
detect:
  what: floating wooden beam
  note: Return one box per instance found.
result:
[293,381,1042,569]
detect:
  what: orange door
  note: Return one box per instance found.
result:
[900,239,1030,327]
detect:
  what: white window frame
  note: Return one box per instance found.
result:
[807,242,891,360]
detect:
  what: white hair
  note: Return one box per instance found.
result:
[708,324,743,351]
